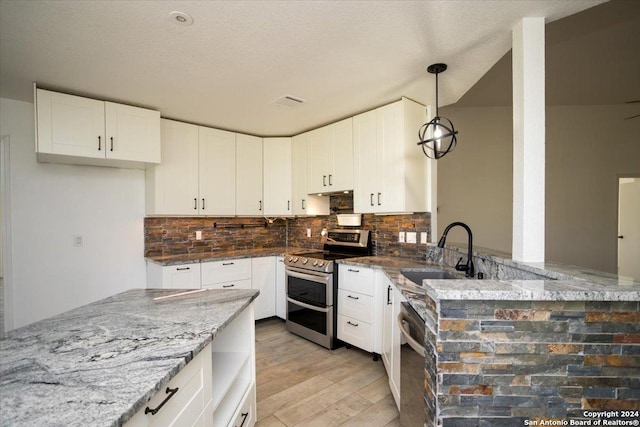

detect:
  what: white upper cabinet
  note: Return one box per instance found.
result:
[236,134,264,216]
[353,98,433,214]
[199,127,236,216]
[263,137,292,216]
[307,118,353,194]
[146,119,199,215]
[36,88,160,168]
[291,133,329,216]
[104,102,161,163]
[146,119,236,216]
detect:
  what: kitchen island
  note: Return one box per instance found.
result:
[0,287,258,427]
[340,246,640,427]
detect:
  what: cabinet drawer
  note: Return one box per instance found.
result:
[202,279,252,290]
[337,314,373,353]
[162,264,202,289]
[338,266,375,296]
[338,289,373,323]
[230,384,256,427]
[124,343,212,427]
[201,258,251,286]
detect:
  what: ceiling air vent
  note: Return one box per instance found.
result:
[272,95,305,109]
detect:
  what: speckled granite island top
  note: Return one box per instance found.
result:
[0,288,258,427]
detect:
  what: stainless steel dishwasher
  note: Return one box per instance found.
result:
[398,302,426,426]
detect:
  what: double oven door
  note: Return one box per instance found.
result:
[285,265,337,349]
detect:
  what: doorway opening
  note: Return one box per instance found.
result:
[617,177,640,281]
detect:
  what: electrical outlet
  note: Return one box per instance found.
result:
[421,232,428,244]
[306,228,312,237]
[398,232,405,243]
[195,230,202,240]
[73,235,83,247]
[406,232,417,244]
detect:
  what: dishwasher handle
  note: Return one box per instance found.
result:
[397,312,426,357]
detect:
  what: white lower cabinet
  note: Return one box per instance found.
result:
[125,305,256,427]
[251,257,276,320]
[388,284,405,410]
[201,259,252,290]
[146,262,201,289]
[337,266,383,354]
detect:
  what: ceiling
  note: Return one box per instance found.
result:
[452,0,640,107]
[0,0,605,136]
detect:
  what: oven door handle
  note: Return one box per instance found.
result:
[286,269,330,283]
[287,297,330,313]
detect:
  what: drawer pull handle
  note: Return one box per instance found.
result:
[387,285,392,305]
[110,136,114,152]
[98,136,102,151]
[237,412,249,427]
[145,387,179,415]
[222,262,235,266]
[347,295,359,300]
[348,269,360,273]
[176,267,190,271]
[223,284,235,288]
[347,321,359,327]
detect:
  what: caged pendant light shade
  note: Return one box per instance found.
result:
[417,63,458,159]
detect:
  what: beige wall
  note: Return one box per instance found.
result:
[436,106,513,253]
[437,104,640,273]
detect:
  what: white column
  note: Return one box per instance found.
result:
[512,18,545,262]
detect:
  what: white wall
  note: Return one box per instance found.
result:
[0,97,146,329]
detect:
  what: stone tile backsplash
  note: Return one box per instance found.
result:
[145,193,432,259]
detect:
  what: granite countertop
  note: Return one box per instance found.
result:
[0,288,259,427]
[339,254,640,321]
[146,246,309,266]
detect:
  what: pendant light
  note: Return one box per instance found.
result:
[417,63,458,159]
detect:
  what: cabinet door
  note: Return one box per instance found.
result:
[377,101,404,213]
[236,134,263,215]
[291,133,308,215]
[263,138,292,216]
[36,89,105,159]
[252,257,276,321]
[104,102,161,163]
[146,119,199,215]
[199,127,236,216]
[328,117,353,192]
[353,109,379,213]
[306,126,331,194]
[381,277,393,373]
[275,256,286,320]
[389,286,405,409]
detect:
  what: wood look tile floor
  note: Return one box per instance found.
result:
[255,318,399,427]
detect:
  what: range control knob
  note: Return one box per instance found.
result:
[293,257,299,263]
[318,261,324,267]
[313,261,318,266]
[302,258,308,265]
[288,257,293,262]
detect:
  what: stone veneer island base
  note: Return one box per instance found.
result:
[422,246,639,427]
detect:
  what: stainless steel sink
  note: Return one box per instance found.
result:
[401,269,458,284]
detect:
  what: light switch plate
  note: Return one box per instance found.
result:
[195,230,202,240]
[406,232,417,244]
[398,232,405,243]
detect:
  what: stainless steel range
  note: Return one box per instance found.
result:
[285,229,371,349]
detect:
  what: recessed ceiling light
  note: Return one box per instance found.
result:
[169,11,193,26]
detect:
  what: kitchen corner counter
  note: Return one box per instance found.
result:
[146,246,308,266]
[0,288,258,427]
